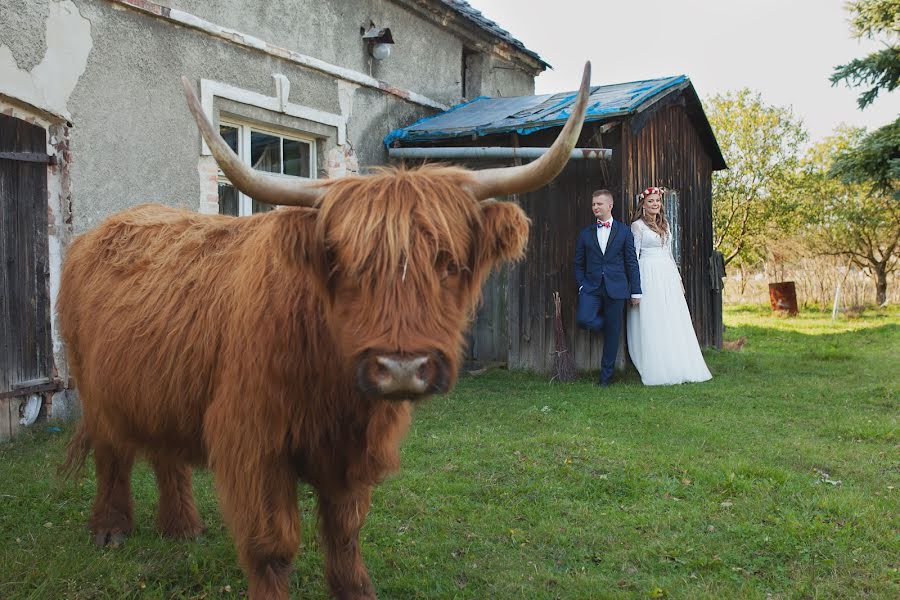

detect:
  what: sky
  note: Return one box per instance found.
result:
[465,0,898,143]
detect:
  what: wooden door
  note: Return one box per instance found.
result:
[0,114,51,440]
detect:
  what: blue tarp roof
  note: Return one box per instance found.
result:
[384,75,690,146]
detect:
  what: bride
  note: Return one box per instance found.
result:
[626,187,712,385]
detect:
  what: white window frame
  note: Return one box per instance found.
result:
[664,190,682,269]
[200,76,346,150]
[218,119,317,216]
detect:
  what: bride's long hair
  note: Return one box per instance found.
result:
[632,186,670,242]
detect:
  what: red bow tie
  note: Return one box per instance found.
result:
[597,220,611,228]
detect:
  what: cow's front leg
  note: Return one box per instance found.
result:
[89,441,135,546]
[212,455,300,600]
[150,453,204,539]
[318,485,376,600]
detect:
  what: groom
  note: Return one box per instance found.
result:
[574,189,642,386]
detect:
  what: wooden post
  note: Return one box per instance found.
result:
[832,257,853,320]
[507,132,523,369]
[0,399,11,442]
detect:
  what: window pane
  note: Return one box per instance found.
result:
[218,182,239,216]
[666,191,682,267]
[220,124,239,153]
[251,131,281,173]
[251,199,274,214]
[283,139,312,177]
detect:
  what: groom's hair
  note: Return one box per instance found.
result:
[592,189,613,202]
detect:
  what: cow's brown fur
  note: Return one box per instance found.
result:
[58,165,529,599]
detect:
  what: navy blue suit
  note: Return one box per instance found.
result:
[574,220,642,383]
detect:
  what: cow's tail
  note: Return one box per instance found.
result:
[58,422,92,480]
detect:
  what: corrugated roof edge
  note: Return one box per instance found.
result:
[514,76,690,136]
[383,95,491,147]
[384,75,690,144]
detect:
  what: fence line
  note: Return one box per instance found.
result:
[722,256,897,308]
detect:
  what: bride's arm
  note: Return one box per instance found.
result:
[630,221,642,259]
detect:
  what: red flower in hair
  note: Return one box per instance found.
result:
[639,186,664,200]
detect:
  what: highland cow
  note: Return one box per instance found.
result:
[58,64,590,599]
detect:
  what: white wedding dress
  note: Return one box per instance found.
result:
[626,220,712,385]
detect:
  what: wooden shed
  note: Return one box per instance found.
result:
[386,76,728,373]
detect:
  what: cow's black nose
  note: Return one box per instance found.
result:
[356,351,449,398]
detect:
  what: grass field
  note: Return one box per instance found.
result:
[1,305,897,599]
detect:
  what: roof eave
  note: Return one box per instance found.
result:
[389,111,627,146]
[680,83,727,171]
[397,0,549,72]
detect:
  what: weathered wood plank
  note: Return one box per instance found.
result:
[0,398,11,442]
[7,396,22,439]
[0,379,61,400]
[0,151,50,163]
[0,156,12,394]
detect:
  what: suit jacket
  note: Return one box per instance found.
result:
[573,219,642,299]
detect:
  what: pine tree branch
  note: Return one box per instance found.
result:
[830,46,900,109]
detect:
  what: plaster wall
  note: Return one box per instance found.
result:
[0,0,538,232]
[154,0,536,105]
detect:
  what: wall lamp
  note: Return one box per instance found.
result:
[361,22,394,61]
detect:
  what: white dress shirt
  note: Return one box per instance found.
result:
[596,218,613,252]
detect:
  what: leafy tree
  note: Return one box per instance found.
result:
[829,0,900,109]
[801,126,899,305]
[706,89,808,267]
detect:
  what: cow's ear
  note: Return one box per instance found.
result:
[478,201,530,268]
[273,208,329,289]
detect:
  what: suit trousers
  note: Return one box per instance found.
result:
[576,285,625,384]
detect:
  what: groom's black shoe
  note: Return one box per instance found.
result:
[595,380,612,388]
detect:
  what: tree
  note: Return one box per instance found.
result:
[821,0,900,304]
[830,116,900,197]
[706,89,808,267]
[829,0,899,203]
[801,127,899,305]
[830,0,900,110]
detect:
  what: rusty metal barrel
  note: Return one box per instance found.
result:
[769,281,799,316]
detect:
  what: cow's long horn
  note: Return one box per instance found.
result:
[468,62,592,203]
[181,76,324,207]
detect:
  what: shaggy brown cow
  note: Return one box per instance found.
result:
[58,63,591,599]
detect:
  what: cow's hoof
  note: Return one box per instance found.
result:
[93,530,127,547]
[333,585,377,600]
[160,522,205,540]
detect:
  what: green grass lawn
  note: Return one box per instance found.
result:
[1,305,897,599]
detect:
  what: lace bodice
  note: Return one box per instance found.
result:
[631,219,673,259]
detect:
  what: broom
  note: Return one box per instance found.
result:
[551,291,577,382]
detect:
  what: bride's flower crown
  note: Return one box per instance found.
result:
[639,186,666,200]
